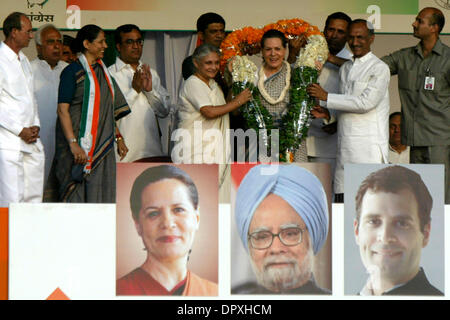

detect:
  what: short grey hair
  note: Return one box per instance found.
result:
[350,19,375,36]
[35,23,59,45]
[192,43,221,65]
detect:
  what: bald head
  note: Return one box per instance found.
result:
[421,7,445,34]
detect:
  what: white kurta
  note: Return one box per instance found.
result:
[108,58,170,162]
[327,52,390,194]
[173,75,230,202]
[0,42,44,206]
[31,58,68,182]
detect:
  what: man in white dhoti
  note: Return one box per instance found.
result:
[109,24,170,162]
[31,24,68,183]
[0,12,45,206]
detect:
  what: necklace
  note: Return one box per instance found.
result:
[257,61,291,105]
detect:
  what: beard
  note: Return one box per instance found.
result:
[250,245,314,292]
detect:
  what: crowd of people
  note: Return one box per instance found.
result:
[0,7,448,207]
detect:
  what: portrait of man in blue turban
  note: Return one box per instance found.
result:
[233,164,331,294]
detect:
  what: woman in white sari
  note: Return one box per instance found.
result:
[174,44,251,201]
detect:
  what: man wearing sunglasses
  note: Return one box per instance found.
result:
[109,24,170,162]
[233,164,330,294]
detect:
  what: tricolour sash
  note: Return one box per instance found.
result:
[78,54,115,173]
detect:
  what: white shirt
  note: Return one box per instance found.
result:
[307,47,352,158]
[327,52,390,193]
[388,144,410,164]
[31,58,68,180]
[109,58,170,162]
[0,41,42,153]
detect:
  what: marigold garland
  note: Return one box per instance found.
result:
[220,18,322,70]
[220,26,263,71]
[222,18,328,162]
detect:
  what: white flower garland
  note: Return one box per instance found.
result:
[231,56,258,84]
[280,34,329,162]
[257,61,291,105]
[295,35,329,68]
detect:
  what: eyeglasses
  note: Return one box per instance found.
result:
[248,227,304,250]
[123,39,144,46]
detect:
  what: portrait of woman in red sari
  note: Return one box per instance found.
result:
[116,164,218,296]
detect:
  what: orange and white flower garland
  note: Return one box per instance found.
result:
[222,18,329,162]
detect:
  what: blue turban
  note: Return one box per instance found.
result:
[235,164,329,255]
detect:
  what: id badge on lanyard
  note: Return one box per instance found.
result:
[424,67,435,91]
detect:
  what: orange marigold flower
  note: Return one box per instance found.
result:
[219,18,323,72]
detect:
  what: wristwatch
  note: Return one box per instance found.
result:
[68,138,77,144]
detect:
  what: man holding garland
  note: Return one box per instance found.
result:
[307,20,390,201]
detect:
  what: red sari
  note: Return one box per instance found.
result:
[116,268,217,296]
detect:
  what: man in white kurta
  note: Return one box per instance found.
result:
[31,24,68,183]
[307,20,390,196]
[0,13,44,206]
[109,24,170,163]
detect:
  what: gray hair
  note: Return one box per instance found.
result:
[350,19,375,36]
[192,43,221,65]
[35,23,59,45]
